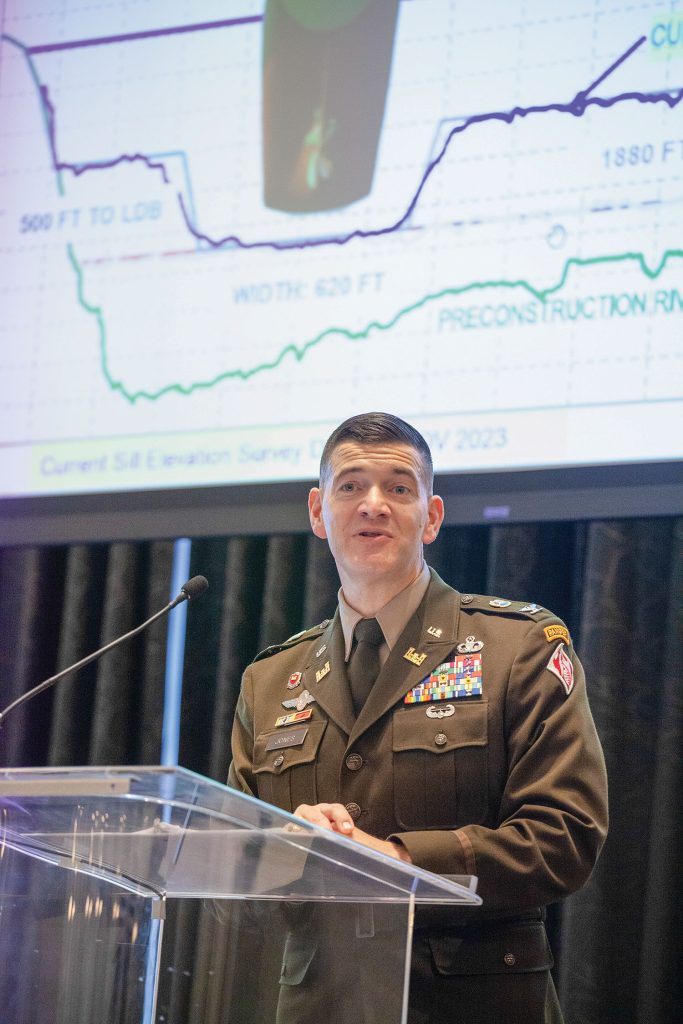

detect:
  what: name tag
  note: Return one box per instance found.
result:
[266,727,309,751]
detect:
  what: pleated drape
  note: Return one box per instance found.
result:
[559,519,682,1024]
[0,541,173,766]
[1,517,681,1024]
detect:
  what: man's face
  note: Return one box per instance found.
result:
[308,441,444,594]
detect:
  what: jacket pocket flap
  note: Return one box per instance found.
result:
[254,720,327,775]
[393,701,488,754]
[428,921,553,976]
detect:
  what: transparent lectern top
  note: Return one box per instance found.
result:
[0,765,480,907]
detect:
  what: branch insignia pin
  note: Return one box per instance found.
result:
[315,661,331,682]
[403,647,427,666]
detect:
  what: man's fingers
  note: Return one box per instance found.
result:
[293,802,354,833]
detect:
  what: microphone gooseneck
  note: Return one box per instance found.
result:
[0,575,209,727]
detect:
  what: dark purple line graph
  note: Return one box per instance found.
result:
[26,15,263,55]
[15,27,682,254]
[179,34,683,253]
[41,84,170,183]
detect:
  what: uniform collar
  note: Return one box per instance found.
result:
[350,569,462,743]
[338,562,431,660]
[306,569,462,742]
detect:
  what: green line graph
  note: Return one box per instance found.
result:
[67,243,683,405]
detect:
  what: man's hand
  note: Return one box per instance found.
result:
[349,825,413,863]
[292,803,412,862]
[292,802,355,833]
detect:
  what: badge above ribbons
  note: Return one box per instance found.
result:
[404,654,483,703]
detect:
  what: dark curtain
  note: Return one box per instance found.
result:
[0,518,680,1024]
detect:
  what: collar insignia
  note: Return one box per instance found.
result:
[315,661,331,683]
[403,646,427,666]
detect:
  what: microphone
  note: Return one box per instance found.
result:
[0,575,209,727]
[171,574,209,606]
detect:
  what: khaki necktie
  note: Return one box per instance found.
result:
[347,617,384,716]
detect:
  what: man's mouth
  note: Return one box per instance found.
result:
[356,530,390,538]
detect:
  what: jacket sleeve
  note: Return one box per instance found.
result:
[227,665,258,797]
[392,620,609,913]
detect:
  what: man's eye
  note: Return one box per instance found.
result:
[339,482,356,492]
[393,485,410,495]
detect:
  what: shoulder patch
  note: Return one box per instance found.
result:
[252,621,328,663]
[546,642,574,696]
[543,623,571,645]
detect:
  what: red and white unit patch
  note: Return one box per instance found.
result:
[546,642,574,696]
[287,672,302,689]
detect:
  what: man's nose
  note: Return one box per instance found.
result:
[359,486,388,516]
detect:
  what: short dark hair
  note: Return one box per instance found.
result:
[319,412,434,490]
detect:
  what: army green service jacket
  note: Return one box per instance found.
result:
[228,569,608,916]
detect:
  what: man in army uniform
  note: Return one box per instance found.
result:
[229,411,608,1024]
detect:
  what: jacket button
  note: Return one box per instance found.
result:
[504,952,516,966]
[272,755,284,768]
[461,594,474,604]
[345,753,363,771]
[345,802,361,821]
[434,733,448,746]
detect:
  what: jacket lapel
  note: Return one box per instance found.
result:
[349,570,462,744]
[302,612,355,737]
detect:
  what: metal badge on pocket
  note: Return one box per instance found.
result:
[426,704,455,719]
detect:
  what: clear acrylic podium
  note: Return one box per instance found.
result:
[0,766,480,1024]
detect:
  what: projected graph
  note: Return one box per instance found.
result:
[1,0,682,498]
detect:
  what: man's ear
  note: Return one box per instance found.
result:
[308,487,327,539]
[422,494,445,546]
